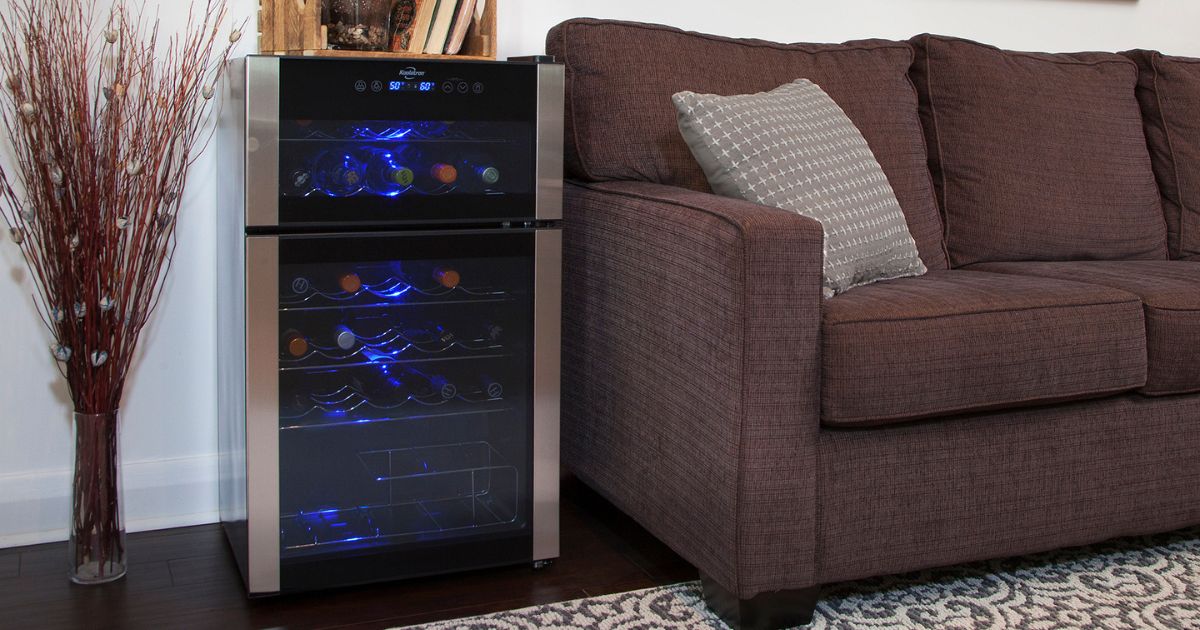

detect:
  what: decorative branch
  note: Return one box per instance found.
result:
[0,0,242,414]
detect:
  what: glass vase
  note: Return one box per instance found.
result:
[69,410,126,584]
[327,0,393,51]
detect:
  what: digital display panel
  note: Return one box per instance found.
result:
[389,80,437,93]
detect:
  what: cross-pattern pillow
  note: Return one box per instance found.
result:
[672,79,926,297]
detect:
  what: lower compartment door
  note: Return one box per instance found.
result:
[248,229,552,591]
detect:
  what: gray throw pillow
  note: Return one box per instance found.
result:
[673,79,927,297]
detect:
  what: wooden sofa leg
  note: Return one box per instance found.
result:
[700,573,819,629]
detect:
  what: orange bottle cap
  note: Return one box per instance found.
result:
[339,273,363,293]
[286,334,309,357]
[434,267,460,288]
[431,163,458,185]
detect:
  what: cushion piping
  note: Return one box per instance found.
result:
[824,297,1142,327]
[922,33,1139,71]
[821,384,1145,427]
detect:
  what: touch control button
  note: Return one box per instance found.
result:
[370,80,383,93]
[472,82,484,94]
[441,81,454,93]
[354,80,367,92]
[457,81,469,94]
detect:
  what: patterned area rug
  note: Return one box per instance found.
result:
[395,528,1200,629]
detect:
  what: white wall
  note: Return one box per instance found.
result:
[1,0,1198,547]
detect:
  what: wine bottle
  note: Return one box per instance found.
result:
[282,329,309,358]
[479,374,503,399]
[429,162,458,187]
[430,323,456,346]
[432,266,460,289]
[403,322,455,346]
[338,272,363,294]
[455,154,500,192]
[334,324,357,351]
[312,150,366,197]
[401,368,457,400]
[288,168,314,196]
[360,147,415,196]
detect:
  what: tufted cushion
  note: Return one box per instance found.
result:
[910,34,1168,266]
[547,18,949,270]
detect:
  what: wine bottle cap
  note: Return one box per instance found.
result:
[339,273,363,293]
[478,166,500,185]
[286,333,309,358]
[391,167,414,186]
[431,163,458,184]
[335,327,357,350]
[433,267,460,289]
[430,376,456,399]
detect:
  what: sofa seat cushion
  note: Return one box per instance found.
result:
[546,18,950,270]
[967,261,1200,396]
[909,34,1167,266]
[822,270,1147,426]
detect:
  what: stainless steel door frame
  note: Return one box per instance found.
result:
[245,236,281,593]
[246,57,281,228]
[532,229,561,562]
[534,64,564,222]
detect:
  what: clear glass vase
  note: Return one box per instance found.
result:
[327,0,393,51]
[69,410,126,584]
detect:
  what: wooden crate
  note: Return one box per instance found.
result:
[259,0,497,61]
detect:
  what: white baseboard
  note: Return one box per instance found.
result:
[0,452,219,548]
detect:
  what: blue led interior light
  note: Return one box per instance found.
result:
[350,126,413,141]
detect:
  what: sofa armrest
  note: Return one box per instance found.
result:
[561,180,824,597]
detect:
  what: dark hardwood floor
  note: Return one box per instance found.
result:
[0,475,696,630]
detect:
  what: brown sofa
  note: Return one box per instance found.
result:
[546,18,1200,630]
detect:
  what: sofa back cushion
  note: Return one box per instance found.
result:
[1122,50,1200,260]
[909,34,1168,266]
[546,18,949,270]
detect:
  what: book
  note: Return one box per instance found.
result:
[389,0,417,52]
[442,0,477,55]
[423,0,460,55]
[406,0,439,54]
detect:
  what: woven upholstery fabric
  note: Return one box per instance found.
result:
[547,18,949,270]
[968,261,1200,396]
[673,79,926,297]
[559,180,825,598]
[1123,50,1200,259]
[817,393,1200,584]
[822,270,1147,426]
[910,34,1168,266]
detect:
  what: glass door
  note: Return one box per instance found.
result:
[275,58,538,226]
[272,230,534,588]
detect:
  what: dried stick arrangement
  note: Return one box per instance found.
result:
[0,0,241,414]
[0,0,241,581]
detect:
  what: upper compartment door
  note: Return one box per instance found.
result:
[247,57,541,228]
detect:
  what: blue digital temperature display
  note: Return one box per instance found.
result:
[388,80,437,93]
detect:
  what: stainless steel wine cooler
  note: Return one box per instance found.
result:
[216,55,563,594]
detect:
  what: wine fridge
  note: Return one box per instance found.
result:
[216,55,563,594]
